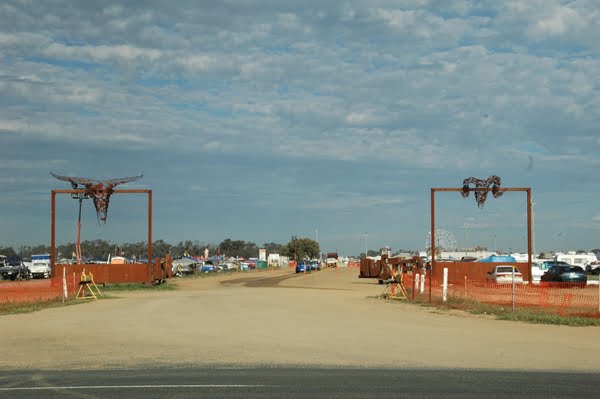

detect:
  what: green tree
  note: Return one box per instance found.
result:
[282,236,320,260]
[122,241,151,259]
[173,240,210,257]
[218,239,259,259]
[152,239,173,258]
[263,242,284,255]
[0,246,18,257]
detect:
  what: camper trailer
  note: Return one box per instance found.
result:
[554,252,597,268]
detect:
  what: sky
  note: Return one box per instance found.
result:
[1,0,600,257]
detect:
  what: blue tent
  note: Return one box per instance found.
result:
[479,255,516,262]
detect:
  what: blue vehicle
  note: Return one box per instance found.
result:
[201,261,219,273]
[296,261,310,273]
[541,265,587,287]
[309,260,321,271]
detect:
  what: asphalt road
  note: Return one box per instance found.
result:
[0,367,597,398]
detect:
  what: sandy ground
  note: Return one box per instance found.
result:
[1,267,599,371]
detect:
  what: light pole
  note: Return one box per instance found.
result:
[364,232,368,258]
[494,233,497,253]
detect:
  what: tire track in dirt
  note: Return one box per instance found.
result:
[220,272,353,291]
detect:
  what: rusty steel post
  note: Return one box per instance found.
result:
[51,190,56,269]
[148,190,152,264]
[527,188,532,283]
[430,188,435,304]
[50,188,152,268]
[430,186,532,298]
[432,187,530,193]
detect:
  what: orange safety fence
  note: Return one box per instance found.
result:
[0,275,78,304]
[409,272,600,317]
[1,258,173,305]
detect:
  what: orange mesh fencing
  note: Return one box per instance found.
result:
[0,275,77,304]
[410,273,600,317]
[430,261,532,282]
[0,259,173,306]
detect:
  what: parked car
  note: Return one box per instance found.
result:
[585,262,600,275]
[200,262,222,273]
[240,260,256,270]
[29,260,51,279]
[221,258,240,271]
[532,260,573,281]
[541,265,587,286]
[172,257,202,276]
[487,265,524,284]
[296,261,310,273]
[0,263,31,280]
[538,260,572,269]
[309,260,321,271]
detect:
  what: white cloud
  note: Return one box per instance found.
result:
[176,54,222,73]
[0,119,27,132]
[43,43,162,63]
[2,0,600,252]
[527,5,584,38]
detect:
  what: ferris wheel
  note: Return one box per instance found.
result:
[425,229,458,253]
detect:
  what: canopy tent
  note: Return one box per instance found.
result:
[478,255,516,263]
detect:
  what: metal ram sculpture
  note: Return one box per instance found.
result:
[460,175,503,207]
[51,172,143,223]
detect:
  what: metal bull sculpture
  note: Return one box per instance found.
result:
[461,175,503,207]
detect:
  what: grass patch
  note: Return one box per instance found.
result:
[0,298,79,315]
[407,294,600,327]
[1,282,175,315]
[496,311,600,326]
[587,275,599,281]
[100,282,176,292]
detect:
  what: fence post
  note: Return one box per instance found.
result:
[512,266,516,312]
[62,266,67,303]
[420,271,425,294]
[428,264,432,304]
[415,274,420,297]
[443,268,448,303]
[464,275,467,298]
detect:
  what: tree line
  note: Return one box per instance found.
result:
[0,236,321,261]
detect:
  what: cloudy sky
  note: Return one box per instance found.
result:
[1,0,599,256]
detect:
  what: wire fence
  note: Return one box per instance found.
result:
[0,276,75,304]
[3,266,599,318]
[404,272,600,317]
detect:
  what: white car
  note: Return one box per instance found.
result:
[29,261,51,279]
[487,265,523,284]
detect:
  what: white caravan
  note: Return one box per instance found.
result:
[554,252,597,268]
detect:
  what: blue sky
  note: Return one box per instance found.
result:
[1,0,599,256]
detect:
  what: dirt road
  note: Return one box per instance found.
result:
[1,268,599,371]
